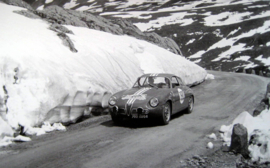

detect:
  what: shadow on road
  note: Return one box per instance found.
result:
[100,111,186,128]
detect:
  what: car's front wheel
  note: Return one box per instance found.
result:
[186,96,194,114]
[160,102,171,125]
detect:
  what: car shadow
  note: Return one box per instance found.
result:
[100,119,161,128]
[100,111,187,128]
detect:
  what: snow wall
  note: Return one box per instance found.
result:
[0,4,207,138]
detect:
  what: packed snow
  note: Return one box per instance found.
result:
[0,3,207,146]
[220,109,270,163]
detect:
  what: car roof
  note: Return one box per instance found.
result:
[140,73,178,78]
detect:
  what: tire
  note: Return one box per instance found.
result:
[111,114,123,125]
[160,102,171,125]
[186,96,194,114]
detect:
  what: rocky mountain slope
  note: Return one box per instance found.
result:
[2,0,182,55]
[26,0,270,76]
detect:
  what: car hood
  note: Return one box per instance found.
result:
[113,87,169,107]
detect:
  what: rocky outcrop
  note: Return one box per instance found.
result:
[253,101,266,117]
[229,123,249,158]
[253,82,270,116]
[111,19,182,55]
[1,0,182,55]
[1,0,33,10]
[57,32,78,53]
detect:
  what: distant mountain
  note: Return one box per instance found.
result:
[24,0,270,75]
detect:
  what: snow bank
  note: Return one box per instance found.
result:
[205,74,215,80]
[0,3,206,144]
[220,109,270,163]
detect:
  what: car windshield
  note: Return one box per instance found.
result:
[133,76,170,88]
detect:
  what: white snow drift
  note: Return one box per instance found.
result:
[0,3,207,145]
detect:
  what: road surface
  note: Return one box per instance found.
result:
[0,71,269,168]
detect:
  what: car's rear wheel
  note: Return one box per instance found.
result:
[111,113,123,125]
[186,96,194,114]
[160,102,171,125]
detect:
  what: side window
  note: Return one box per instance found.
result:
[139,77,146,86]
[133,77,146,88]
[171,77,179,88]
[177,77,184,85]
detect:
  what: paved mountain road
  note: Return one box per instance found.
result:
[0,71,269,168]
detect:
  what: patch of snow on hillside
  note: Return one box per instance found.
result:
[63,0,78,9]
[186,39,196,45]
[209,20,270,62]
[213,29,223,38]
[100,0,262,19]
[204,10,270,27]
[189,50,205,59]
[212,43,250,62]
[227,27,241,37]
[105,1,122,7]
[138,14,152,19]
[234,56,250,62]
[204,11,252,26]
[37,5,44,10]
[256,55,270,66]
[248,5,269,8]
[45,0,53,4]
[115,0,169,9]
[0,3,207,146]
[267,42,270,47]
[134,12,194,32]
[77,6,97,11]
[245,62,257,69]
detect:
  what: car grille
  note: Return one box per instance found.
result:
[118,109,126,114]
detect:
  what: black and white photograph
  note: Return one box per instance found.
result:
[0,0,270,167]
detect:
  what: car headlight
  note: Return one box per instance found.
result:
[150,98,159,107]
[109,96,117,106]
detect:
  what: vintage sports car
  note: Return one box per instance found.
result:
[108,73,194,125]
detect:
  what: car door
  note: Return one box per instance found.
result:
[177,77,190,108]
[171,76,188,113]
[171,76,182,113]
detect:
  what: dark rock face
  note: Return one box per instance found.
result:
[254,82,270,116]
[111,19,183,55]
[1,0,33,10]
[265,82,270,104]
[1,0,181,55]
[34,6,124,35]
[57,32,78,53]
[230,123,249,159]
[253,101,266,117]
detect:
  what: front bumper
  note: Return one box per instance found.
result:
[109,105,163,119]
